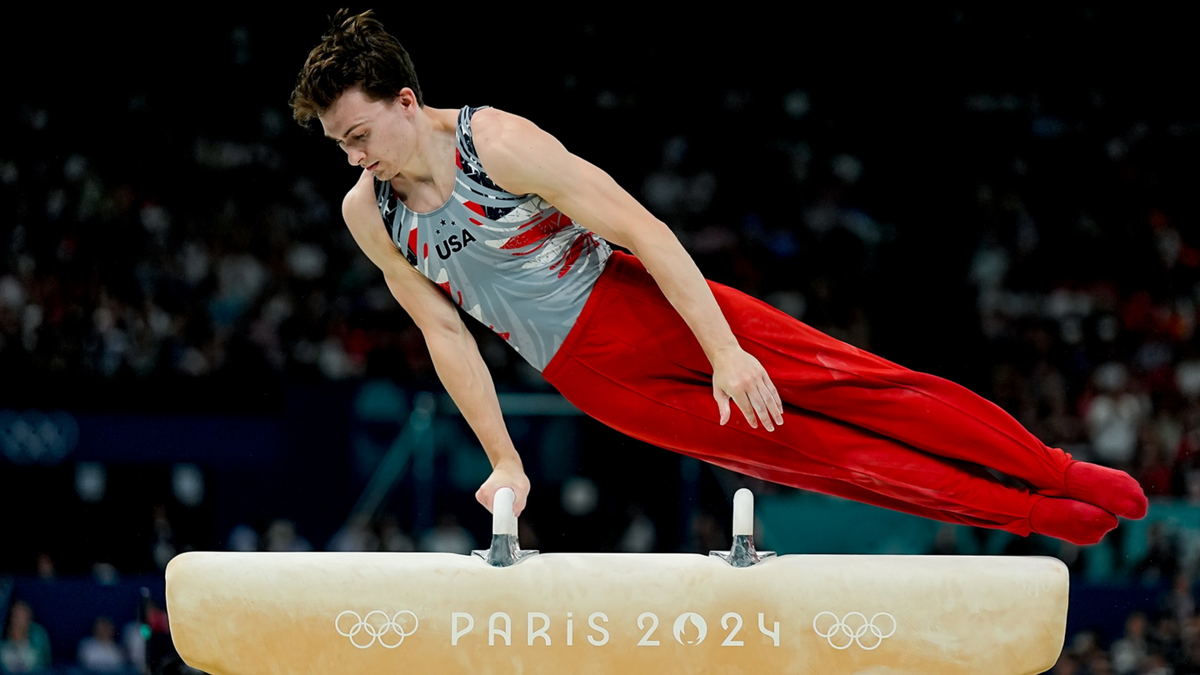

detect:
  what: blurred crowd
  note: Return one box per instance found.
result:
[962,89,1200,579]
[970,185,1200,499]
[0,138,389,387]
[2,600,142,675]
[1052,589,1200,675]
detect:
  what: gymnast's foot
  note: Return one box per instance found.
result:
[1060,460,1148,520]
[1029,497,1118,546]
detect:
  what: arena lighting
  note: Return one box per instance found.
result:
[166,489,1067,674]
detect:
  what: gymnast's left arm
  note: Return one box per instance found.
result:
[471,109,784,431]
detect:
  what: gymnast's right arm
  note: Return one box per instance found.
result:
[340,172,531,516]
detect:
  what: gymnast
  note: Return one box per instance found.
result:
[289,10,1147,546]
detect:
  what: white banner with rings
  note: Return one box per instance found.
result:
[0,409,79,466]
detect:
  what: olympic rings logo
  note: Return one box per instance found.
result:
[812,612,896,650]
[335,610,419,649]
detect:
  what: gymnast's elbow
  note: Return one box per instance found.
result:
[623,218,689,263]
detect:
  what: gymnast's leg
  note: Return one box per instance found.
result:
[712,445,1116,542]
[558,252,1145,521]
[543,251,1143,541]
[706,282,1147,520]
[546,334,1116,544]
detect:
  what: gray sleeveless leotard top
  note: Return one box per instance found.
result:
[375,106,612,371]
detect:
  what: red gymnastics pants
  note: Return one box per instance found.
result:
[542,252,1143,542]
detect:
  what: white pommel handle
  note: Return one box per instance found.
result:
[733,488,754,536]
[493,487,517,536]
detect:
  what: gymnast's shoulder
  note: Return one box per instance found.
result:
[467,108,575,196]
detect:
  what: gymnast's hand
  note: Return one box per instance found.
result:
[476,461,530,517]
[712,346,784,432]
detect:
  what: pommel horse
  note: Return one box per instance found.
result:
[166,489,1067,674]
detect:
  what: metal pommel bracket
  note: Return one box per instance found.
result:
[472,487,538,567]
[710,489,776,568]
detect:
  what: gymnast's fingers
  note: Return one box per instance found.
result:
[748,387,774,432]
[763,374,782,422]
[758,379,784,427]
[733,390,758,429]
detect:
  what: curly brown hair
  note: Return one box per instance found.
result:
[289,9,424,128]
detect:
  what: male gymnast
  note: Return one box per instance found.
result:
[289,10,1147,545]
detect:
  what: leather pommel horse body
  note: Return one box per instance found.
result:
[166,491,1067,674]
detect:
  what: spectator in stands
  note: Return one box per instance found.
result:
[1177,637,1200,674]
[226,523,260,552]
[1111,611,1150,675]
[418,515,475,555]
[77,616,126,672]
[150,506,177,571]
[684,513,726,554]
[0,601,51,673]
[377,514,415,553]
[1136,426,1175,496]
[1051,652,1079,674]
[617,505,657,554]
[119,618,145,674]
[1175,423,1200,500]
[1087,651,1115,675]
[1087,363,1150,471]
[34,554,54,581]
[1134,523,1181,584]
[327,515,378,552]
[1164,573,1197,630]
[1148,613,1184,669]
[263,519,313,552]
[1067,629,1106,668]
[138,598,173,674]
[1140,652,1172,675]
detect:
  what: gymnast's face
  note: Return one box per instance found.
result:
[320,85,419,181]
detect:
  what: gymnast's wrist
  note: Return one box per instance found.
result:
[707,342,744,363]
[491,454,525,473]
